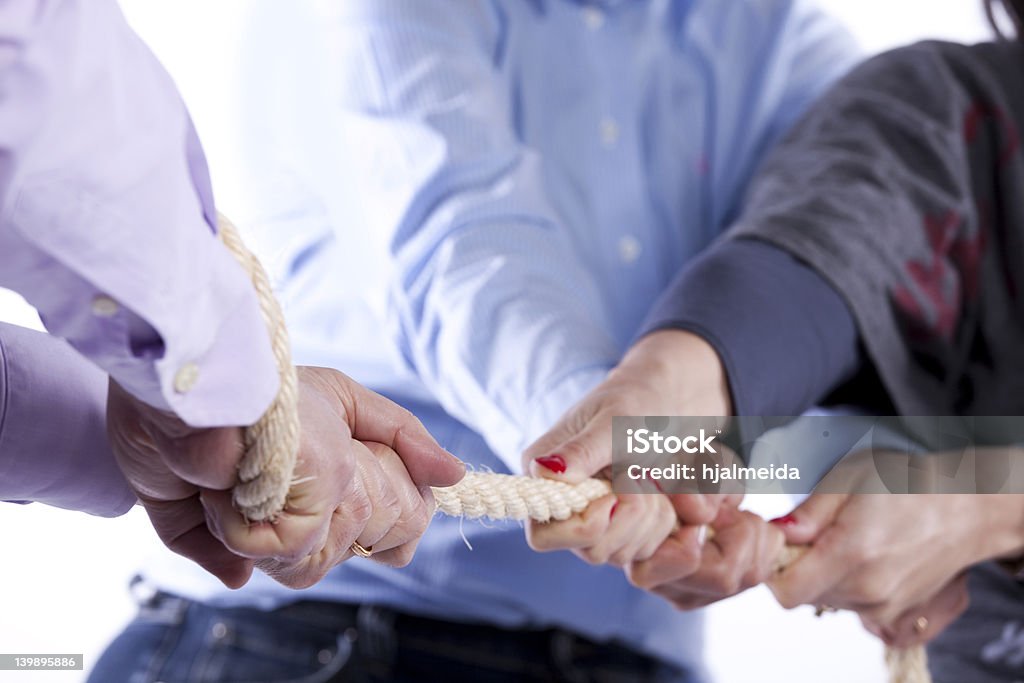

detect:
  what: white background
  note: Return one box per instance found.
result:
[0,1,995,681]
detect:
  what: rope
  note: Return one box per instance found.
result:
[218,216,300,522]
[432,473,928,683]
[219,217,929,683]
[432,472,613,521]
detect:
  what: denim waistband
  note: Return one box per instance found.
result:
[130,580,689,683]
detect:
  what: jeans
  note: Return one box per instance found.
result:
[87,588,695,683]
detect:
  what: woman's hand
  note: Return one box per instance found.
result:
[521,330,733,566]
[627,502,784,610]
[767,487,1024,640]
[862,573,970,649]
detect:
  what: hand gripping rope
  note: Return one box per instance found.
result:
[218,216,929,683]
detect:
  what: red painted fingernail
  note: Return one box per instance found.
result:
[534,455,567,474]
[770,514,798,527]
[610,501,620,519]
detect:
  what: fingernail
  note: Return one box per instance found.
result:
[652,480,666,494]
[697,524,708,547]
[769,514,798,527]
[610,501,620,519]
[534,455,567,474]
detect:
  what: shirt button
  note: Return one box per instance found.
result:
[174,363,200,394]
[600,117,620,147]
[583,6,605,30]
[90,295,120,318]
[618,235,642,264]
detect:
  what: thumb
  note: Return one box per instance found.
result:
[152,425,245,490]
[345,376,464,488]
[524,409,612,484]
[769,493,848,546]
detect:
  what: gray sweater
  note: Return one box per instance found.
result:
[647,39,1024,418]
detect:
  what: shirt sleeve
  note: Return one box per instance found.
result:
[706,0,863,227]
[639,239,862,416]
[0,322,136,517]
[330,1,617,469]
[722,41,1024,418]
[0,0,278,427]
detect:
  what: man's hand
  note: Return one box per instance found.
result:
[107,366,465,588]
[107,379,254,587]
[523,330,733,566]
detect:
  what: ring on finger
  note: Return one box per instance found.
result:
[350,540,374,559]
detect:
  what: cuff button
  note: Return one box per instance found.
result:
[90,295,120,318]
[173,362,200,393]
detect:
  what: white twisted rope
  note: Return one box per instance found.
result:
[432,472,612,521]
[220,217,929,683]
[431,475,927,683]
[218,216,300,522]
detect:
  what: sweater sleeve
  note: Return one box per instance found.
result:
[640,238,861,416]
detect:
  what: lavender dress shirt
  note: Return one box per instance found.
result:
[0,322,134,516]
[0,1,278,512]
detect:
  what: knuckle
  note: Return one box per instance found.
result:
[525,529,549,552]
[525,524,561,552]
[715,567,743,597]
[608,549,632,567]
[578,548,611,566]
[386,545,417,568]
[579,513,608,541]
[776,594,802,611]
[287,572,321,590]
[848,572,892,604]
[348,489,374,529]
[768,582,802,610]
[859,605,887,627]
[625,564,653,590]
[402,498,431,537]
[846,533,882,565]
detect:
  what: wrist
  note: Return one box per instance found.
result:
[614,330,732,416]
[991,488,1024,576]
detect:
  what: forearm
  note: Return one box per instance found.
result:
[395,222,618,467]
[639,239,862,416]
[0,323,135,517]
[0,0,277,426]
[330,2,619,466]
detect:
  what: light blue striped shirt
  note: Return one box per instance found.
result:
[143,0,861,675]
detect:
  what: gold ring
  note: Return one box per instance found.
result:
[914,616,929,634]
[814,605,838,618]
[350,540,374,559]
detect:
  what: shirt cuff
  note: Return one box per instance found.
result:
[0,323,136,517]
[639,239,861,416]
